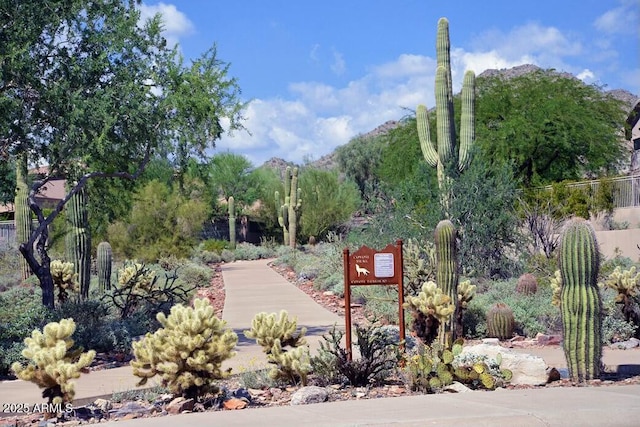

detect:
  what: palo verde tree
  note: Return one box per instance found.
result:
[475,69,628,187]
[0,0,245,309]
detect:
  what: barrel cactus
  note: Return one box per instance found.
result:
[97,241,113,292]
[558,218,602,382]
[516,273,538,296]
[486,302,515,340]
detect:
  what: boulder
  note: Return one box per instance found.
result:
[290,386,329,405]
[461,343,548,386]
[165,397,194,414]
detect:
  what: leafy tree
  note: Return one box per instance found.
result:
[476,70,627,187]
[206,152,257,205]
[0,158,15,208]
[377,118,424,187]
[299,168,361,241]
[1,1,245,308]
[335,134,385,209]
[249,166,284,240]
[446,152,524,278]
[107,180,210,261]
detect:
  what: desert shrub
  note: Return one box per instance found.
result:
[0,286,50,376]
[233,242,276,260]
[312,324,398,386]
[200,239,229,254]
[220,249,235,263]
[173,261,213,289]
[0,247,22,291]
[601,287,639,343]
[191,245,223,265]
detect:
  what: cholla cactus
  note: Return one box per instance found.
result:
[404,281,455,344]
[11,319,96,405]
[50,260,78,303]
[403,238,437,296]
[131,298,238,399]
[118,261,156,291]
[244,310,310,385]
[603,266,640,328]
[457,280,475,309]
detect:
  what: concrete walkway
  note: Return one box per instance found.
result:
[2,259,640,426]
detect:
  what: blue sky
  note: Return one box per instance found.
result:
[139,0,640,166]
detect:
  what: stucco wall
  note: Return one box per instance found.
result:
[596,228,640,261]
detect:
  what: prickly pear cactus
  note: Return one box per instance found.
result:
[558,218,602,382]
[11,319,96,405]
[244,310,310,385]
[131,298,238,399]
[96,241,113,292]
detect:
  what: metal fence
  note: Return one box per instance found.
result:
[539,175,640,209]
[0,220,15,248]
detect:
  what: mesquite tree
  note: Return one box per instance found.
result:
[1,1,245,308]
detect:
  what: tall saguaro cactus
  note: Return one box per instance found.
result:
[275,166,302,248]
[228,196,236,250]
[65,187,91,300]
[15,153,32,280]
[558,218,602,382]
[417,18,476,211]
[434,219,459,346]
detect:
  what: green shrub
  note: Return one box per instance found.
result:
[200,239,229,254]
[220,249,235,263]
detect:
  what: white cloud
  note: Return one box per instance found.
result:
[139,2,194,48]
[577,69,596,83]
[594,0,639,35]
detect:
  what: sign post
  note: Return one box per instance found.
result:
[343,240,405,360]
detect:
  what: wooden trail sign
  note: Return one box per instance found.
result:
[343,240,405,360]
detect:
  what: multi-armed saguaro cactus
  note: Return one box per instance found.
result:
[434,219,459,346]
[131,298,238,399]
[96,241,113,292]
[558,218,602,382]
[15,152,32,280]
[275,166,302,248]
[244,310,311,385]
[228,196,236,250]
[417,18,475,210]
[11,318,96,405]
[65,187,91,300]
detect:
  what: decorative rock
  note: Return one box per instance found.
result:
[323,290,335,296]
[110,402,152,419]
[92,398,112,412]
[461,343,548,385]
[71,405,106,421]
[481,338,500,345]
[290,386,329,405]
[165,397,194,414]
[232,388,252,403]
[535,333,563,346]
[442,381,473,393]
[610,338,640,350]
[223,398,248,410]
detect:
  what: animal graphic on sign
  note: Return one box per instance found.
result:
[355,263,370,277]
